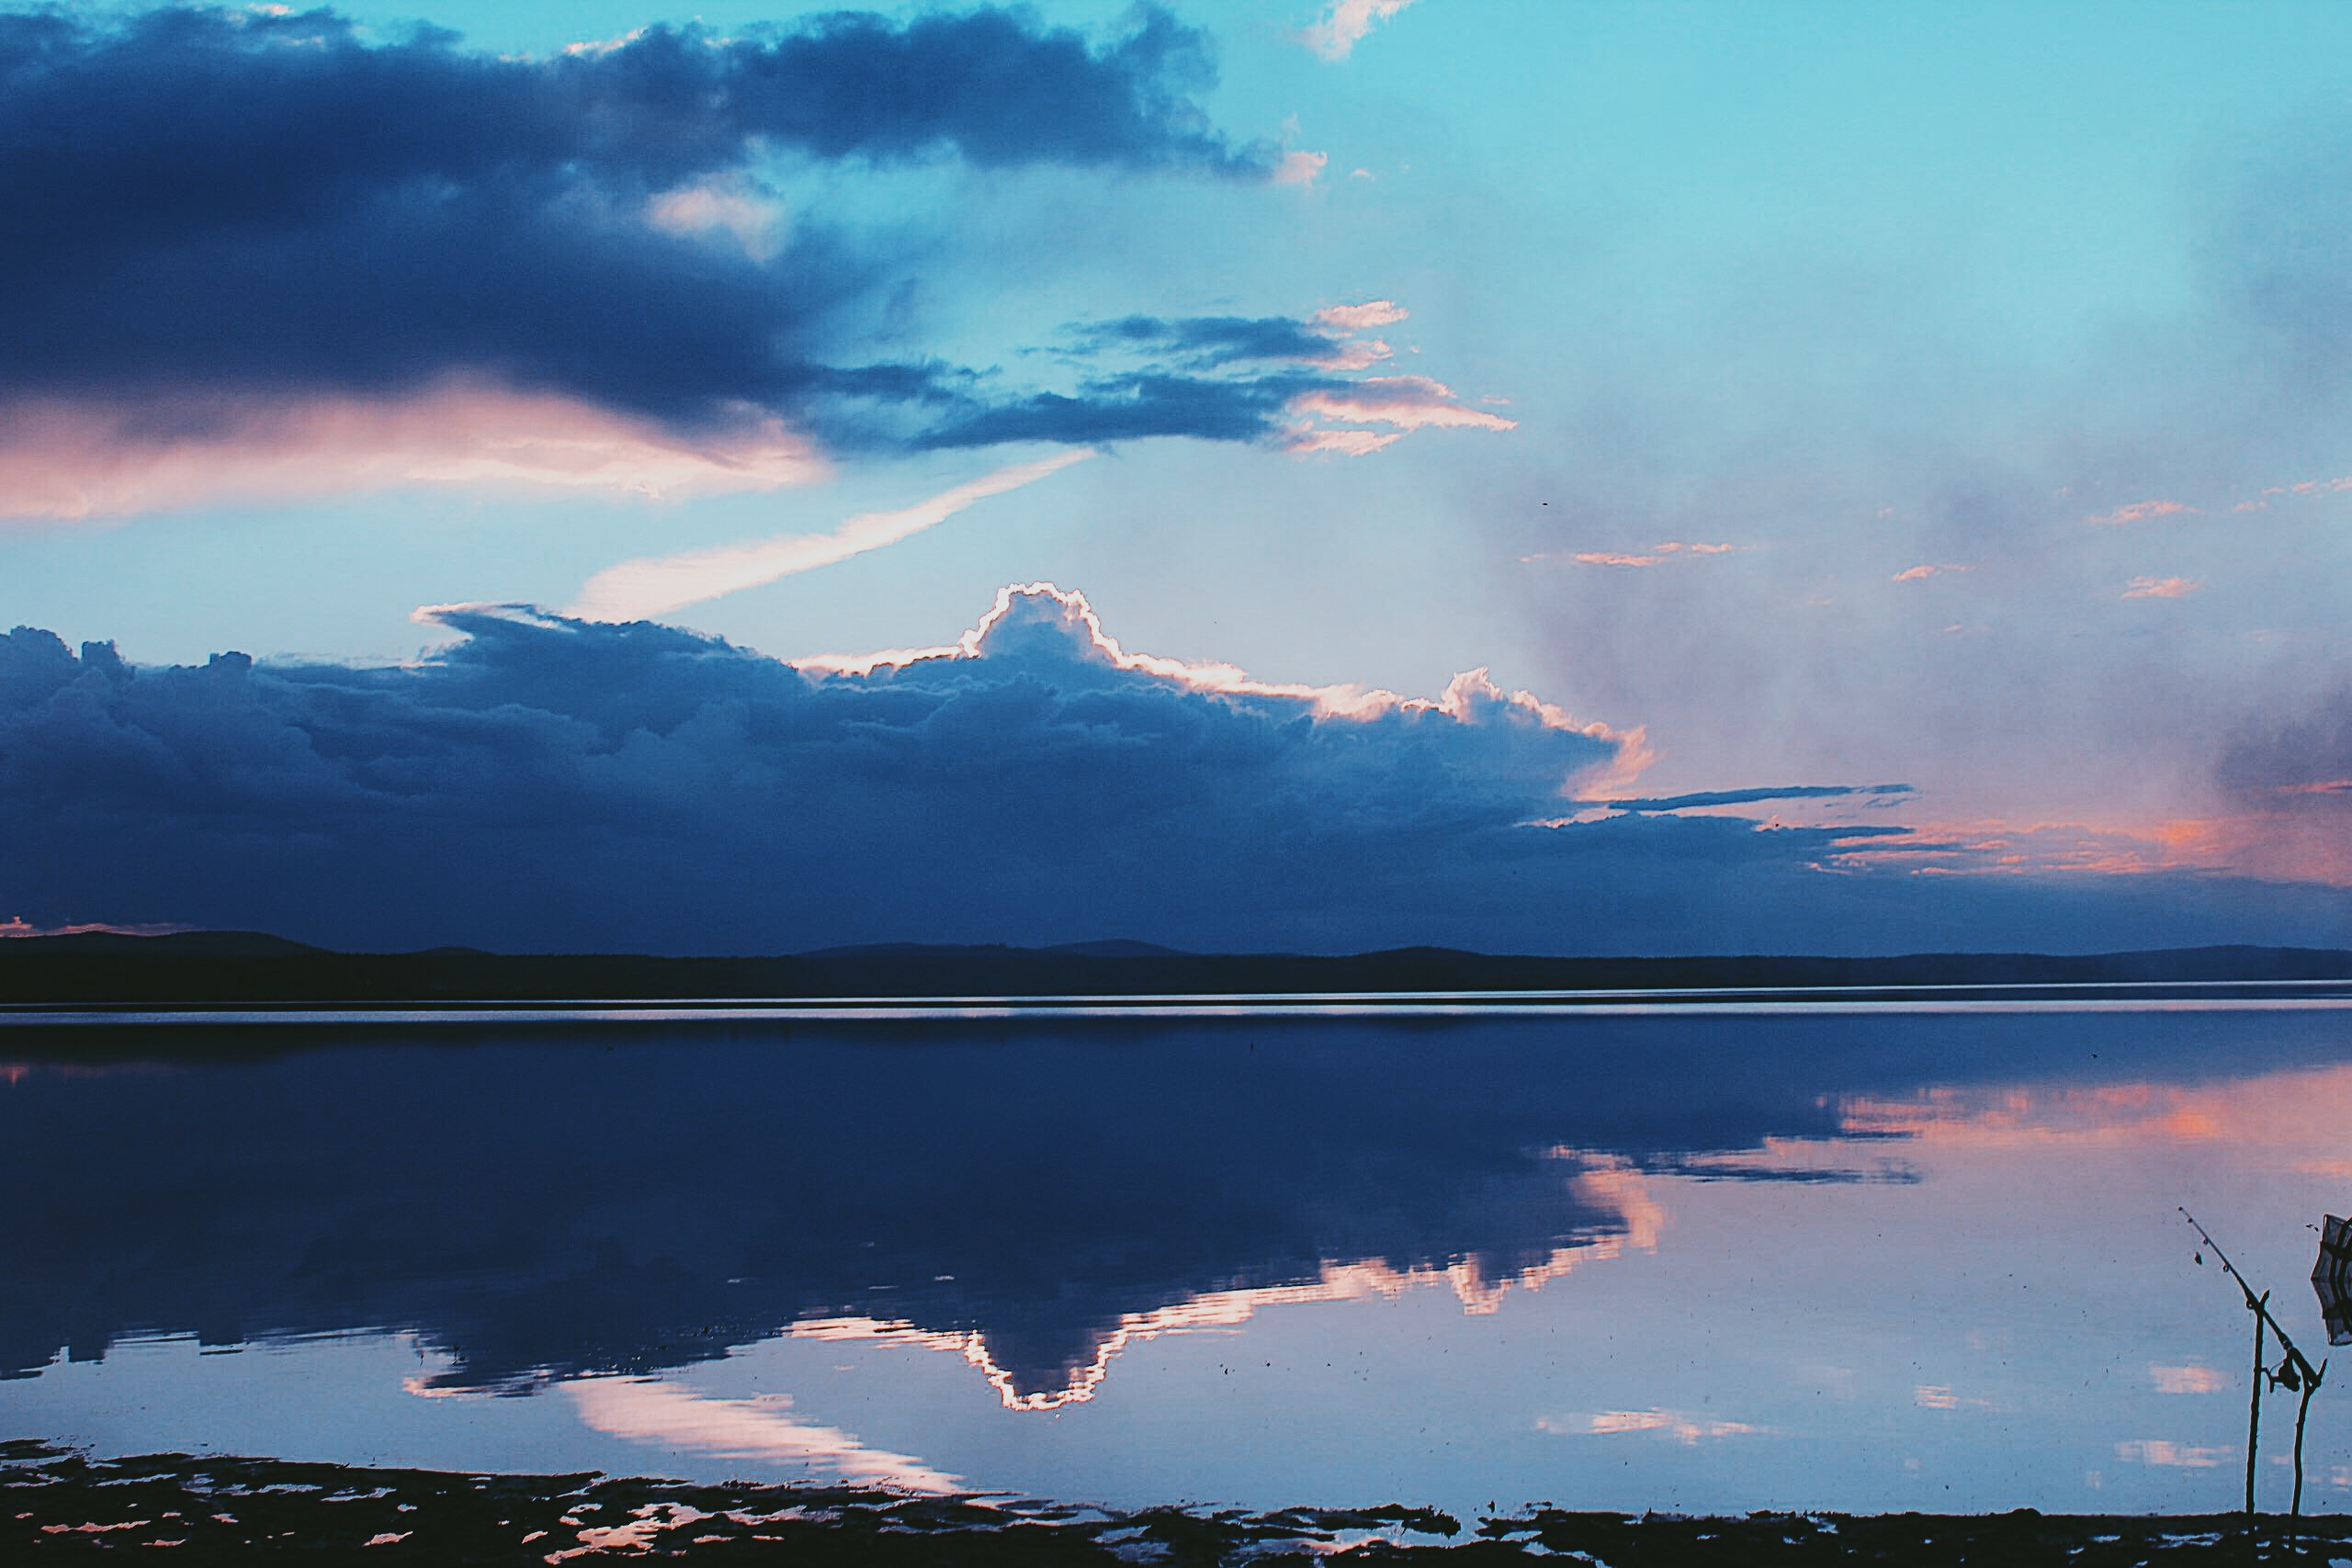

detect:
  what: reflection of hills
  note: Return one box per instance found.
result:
[4,1010,2335,1403]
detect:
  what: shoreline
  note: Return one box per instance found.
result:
[5,1443,2344,1563]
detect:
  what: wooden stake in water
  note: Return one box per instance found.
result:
[2246,1290,2267,1518]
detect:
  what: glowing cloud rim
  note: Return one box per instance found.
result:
[793,581,1648,782]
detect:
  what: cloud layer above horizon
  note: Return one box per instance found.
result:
[0,5,1512,518]
[3,588,2342,955]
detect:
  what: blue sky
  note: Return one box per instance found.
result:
[1,1,2346,951]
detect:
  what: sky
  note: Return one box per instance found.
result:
[0,0,2346,953]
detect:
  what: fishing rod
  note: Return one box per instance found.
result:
[2182,1207,2323,1384]
[2180,1206,2328,1521]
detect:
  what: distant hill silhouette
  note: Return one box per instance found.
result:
[0,931,2346,1006]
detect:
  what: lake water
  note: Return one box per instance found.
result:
[6,999,2352,1522]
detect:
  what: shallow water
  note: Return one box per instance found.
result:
[5,1002,2351,1522]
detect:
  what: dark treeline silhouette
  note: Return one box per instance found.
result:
[2,932,2347,1006]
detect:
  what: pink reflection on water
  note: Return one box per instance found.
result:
[2150,1364,2225,1395]
[792,1159,1666,1413]
[2116,1438,2232,1469]
[1557,1409,1764,1445]
[563,1378,962,1494]
[1838,1064,2352,1158]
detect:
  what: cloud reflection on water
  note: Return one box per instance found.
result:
[565,1379,963,1494]
[3,1008,2350,1431]
[788,1161,1657,1416]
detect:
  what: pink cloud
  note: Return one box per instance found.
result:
[1314,336,1394,371]
[1290,375,1519,433]
[1566,542,1741,569]
[2086,499,2193,525]
[1283,305,1520,455]
[1312,299,1409,333]
[1273,149,1329,186]
[2266,475,2352,498]
[2121,575,2200,600]
[1300,0,1419,59]
[1285,427,1404,457]
[1893,565,1937,582]
[0,382,826,521]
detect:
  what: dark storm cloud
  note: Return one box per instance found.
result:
[2217,692,2352,803]
[1069,313,1351,367]
[876,311,1383,449]
[0,4,1265,426]
[2211,689,2352,882]
[3,593,2345,954]
[906,368,1328,448]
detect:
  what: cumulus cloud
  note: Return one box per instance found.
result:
[3,592,2343,953]
[0,5,1272,513]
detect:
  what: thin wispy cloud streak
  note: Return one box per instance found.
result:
[568,451,1094,622]
[1584,785,1917,814]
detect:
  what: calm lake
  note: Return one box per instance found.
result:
[6,999,2352,1523]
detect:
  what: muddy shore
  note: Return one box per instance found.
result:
[7,1442,2350,1563]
